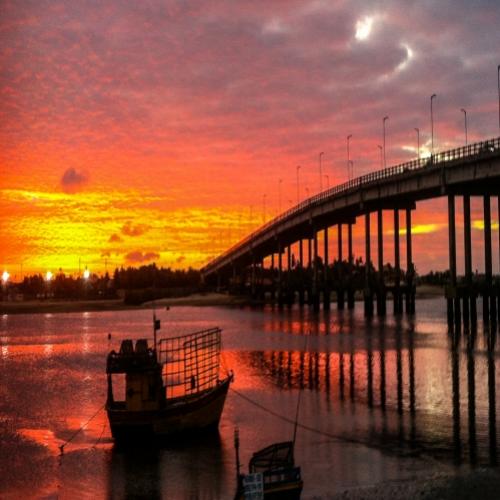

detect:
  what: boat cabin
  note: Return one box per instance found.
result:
[106,338,166,412]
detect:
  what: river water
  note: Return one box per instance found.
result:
[0,298,499,499]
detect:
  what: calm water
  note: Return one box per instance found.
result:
[0,298,499,499]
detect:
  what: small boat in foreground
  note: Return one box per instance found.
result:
[106,323,232,441]
[234,433,303,499]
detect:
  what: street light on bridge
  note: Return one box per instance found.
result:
[461,108,468,146]
[262,194,267,224]
[324,174,329,190]
[377,145,383,168]
[278,178,283,214]
[296,165,301,204]
[430,93,437,155]
[346,134,352,180]
[382,116,389,168]
[497,64,500,131]
[414,127,420,160]
[319,152,324,192]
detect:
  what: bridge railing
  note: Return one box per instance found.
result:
[204,136,500,273]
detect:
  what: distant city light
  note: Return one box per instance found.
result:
[83,268,90,280]
[46,271,53,282]
[2,271,9,283]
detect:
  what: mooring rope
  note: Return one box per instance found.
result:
[59,403,105,455]
[227,385,408,452]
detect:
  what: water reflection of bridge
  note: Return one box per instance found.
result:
[203,138,500,328]
[241,318,498,466]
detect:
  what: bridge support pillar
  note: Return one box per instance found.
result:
[269,253,275,304]
[484,196,493,324]
[287,245,294,307]
[251,257,256,298]
[394,209,402,314]
[447,195,460,328]
[347,222,355,309]
[377,209,386,316]
[405,208,415,314]
[278,244,283,308]
[337,224,345,310]
[308,237,313,306]
[463,195,476,329]
[364,213,374,317]
[323,227,330,310]
[299,240,305,306]
[312,230,320,311]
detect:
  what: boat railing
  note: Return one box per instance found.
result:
[158,327,222,399]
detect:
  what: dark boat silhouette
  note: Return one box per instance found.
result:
[106,324,232,441]
[234,436,303,499]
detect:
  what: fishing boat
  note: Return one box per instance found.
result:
[234,434,303,500]
[105,320,232,441]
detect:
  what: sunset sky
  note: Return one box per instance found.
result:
[1,0,500,278]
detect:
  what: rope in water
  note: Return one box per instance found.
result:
[229,386,346,444]
[59,403,105,455]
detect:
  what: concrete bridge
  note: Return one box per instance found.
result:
[202,137,500,327]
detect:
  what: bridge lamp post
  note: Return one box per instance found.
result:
[347,135,352,180]
[278,178,283,215]
[377,145,383,169]
[383,116,389,168]
[430,94,437,155]
[460,108,467,146]
[305,187,310,199]
[319,152,324,192]
[262,194,267,224]
[324,174,330,190]
[296,165,301,204]
[414,127,420,160]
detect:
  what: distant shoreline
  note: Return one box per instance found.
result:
[0,285,444,315]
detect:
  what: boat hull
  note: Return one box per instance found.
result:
[107,377,231,441]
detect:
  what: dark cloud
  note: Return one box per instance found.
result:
[121,222,149,237]
[108,233,123,243]
[60,168,88,193]
[125,251,160,263]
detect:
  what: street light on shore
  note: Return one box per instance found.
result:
[296,165,301,204]
[430,94,437,155]
[383,116,389,168]
[460,108,467,146]
[319,152,324,192]
[347,135,352,180]
[414,127,420,160]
